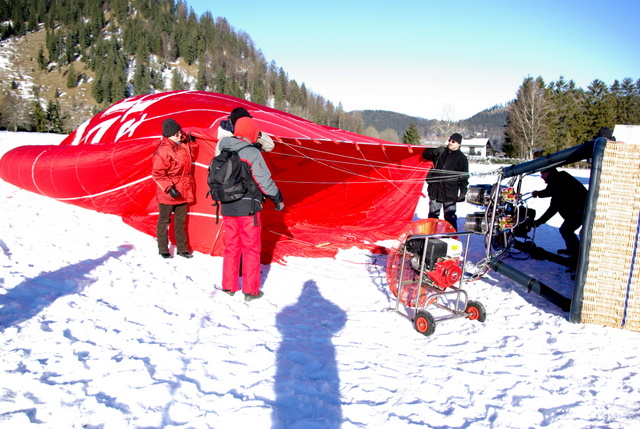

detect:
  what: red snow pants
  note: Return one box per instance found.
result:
[222,213,262,295]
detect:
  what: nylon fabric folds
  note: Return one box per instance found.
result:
[0,91,431,264]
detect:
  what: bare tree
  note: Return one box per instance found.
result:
[364,125,380,139]
[380,128,400,143]
[433,103,458,141]
[506,76,552,159]
[0,92,31,131]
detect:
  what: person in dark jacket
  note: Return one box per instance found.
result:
[152,118,197,259]
[422,133,469,231]
[532,167,588,257]
[218,116,284,301]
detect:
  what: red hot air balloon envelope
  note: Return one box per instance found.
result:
[0,91,431,264]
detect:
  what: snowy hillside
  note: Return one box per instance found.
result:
[1,131,639,428]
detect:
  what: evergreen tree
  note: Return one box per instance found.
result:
[584,79,615,135]
[214,67,226,94]
[66,64,79,88]
[149,68,165,91]
[133,61,151,95]
[37,46,47,70]
[402,123,421,145]
[612,78,640,125]
[31,101,47,132]
[274,67,287,111]
[196,57,207,91]
[251,76,267,106]
[229,81,244,99]
[92,73,104,104]
[171,69,188,91]
[46,100,64,133]
[547,77,586,152]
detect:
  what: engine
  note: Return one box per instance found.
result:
[404,237,463,290]
[464,184,535,235]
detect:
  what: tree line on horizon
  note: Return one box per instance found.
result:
[0,0,638,153]
[505,76,640,159]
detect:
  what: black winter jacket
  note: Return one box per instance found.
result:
[535,170,587,225]
[423,146,469,202]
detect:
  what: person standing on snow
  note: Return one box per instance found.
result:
[532,167,588,258]
[422,132,469,231]
[218,116,284,301]
[152,118,197,259]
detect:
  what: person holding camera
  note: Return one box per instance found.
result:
[152,118,198,259]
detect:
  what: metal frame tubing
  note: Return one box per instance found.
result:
[489,138,607,317]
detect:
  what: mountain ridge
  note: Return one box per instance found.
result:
[0,23,506,144]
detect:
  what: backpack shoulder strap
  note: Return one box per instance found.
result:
[235,144,252,154]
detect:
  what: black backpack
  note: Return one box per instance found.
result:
[207,146,257,222]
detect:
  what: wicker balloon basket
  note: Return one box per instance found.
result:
[579,141,640,331]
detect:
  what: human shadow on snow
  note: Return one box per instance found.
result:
[0,245,133,331]
[272,280,347,428]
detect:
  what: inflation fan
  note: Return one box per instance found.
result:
[386,218,486,336]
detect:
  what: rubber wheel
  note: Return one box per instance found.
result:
[414,311,436,336]
[465,300,487,322]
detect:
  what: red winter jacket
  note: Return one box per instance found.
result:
[152,137,197,205]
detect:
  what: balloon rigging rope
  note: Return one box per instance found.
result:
[278,141,425,172]
[283,143,423,198]
[276,141,474,185]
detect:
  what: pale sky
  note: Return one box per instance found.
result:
[187,0,640,120]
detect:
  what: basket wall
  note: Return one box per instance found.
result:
[580,141,640,331]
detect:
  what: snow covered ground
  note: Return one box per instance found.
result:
[1,131,639,428]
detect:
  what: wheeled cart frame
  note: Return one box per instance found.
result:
[389,231,486,336]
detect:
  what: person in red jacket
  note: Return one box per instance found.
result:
[152,118,197,259]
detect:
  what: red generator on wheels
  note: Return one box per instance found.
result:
[386,219,486,336]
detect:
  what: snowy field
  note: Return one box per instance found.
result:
[1,131,639,428]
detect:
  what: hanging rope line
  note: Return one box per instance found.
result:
[277,142,426,196]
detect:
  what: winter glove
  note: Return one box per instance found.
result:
[457,196,466,203]
[422,146,446,161]
[531,191,539,198]
[275,202,285,211]
[168,186,181,199]
[533,219,542,228]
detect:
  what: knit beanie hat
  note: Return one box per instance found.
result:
[229,107,252,125]
[234,117,260,143]
[449,133,463,144]
[162,118,182,137]
[597,127,613,140]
